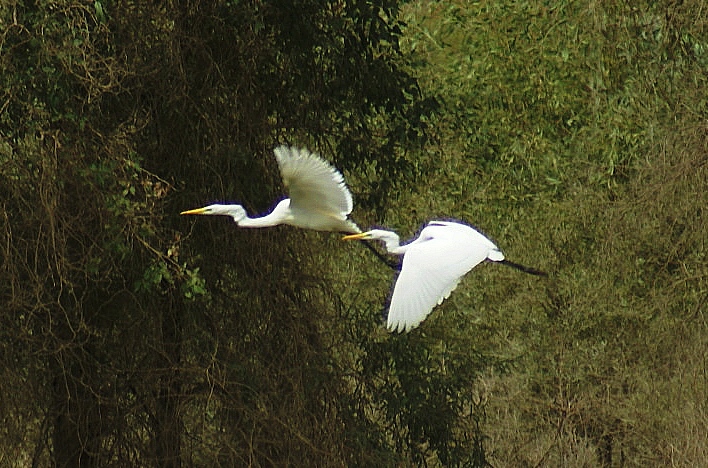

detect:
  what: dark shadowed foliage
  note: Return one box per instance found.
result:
[0,1,437,466]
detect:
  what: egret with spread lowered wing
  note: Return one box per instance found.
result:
[343,221,546,332]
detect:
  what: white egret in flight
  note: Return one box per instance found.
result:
[343,221,546,332]
[181,145,361,233]
[181,145,397,267]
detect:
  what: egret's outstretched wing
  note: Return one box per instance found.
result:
[387,222,498,332]
[274,146,358,231]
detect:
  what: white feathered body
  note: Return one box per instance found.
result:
[386,221,504,332]
[273,146,360,233]
[181,145,360,233]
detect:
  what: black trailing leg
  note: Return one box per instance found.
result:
[359,240,400,270]
[499,259,547,276]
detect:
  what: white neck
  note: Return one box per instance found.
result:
[383,234,407,255]
[237,199,292,228]
[237,212,281,227]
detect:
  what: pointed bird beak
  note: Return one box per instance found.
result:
[342,232,369,241]
[180,207,208,215]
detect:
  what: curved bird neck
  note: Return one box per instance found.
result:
[383,234,407,255]
[238,199,292,227]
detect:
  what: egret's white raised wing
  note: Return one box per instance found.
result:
[387,222,500,332]
[274,146,358,232]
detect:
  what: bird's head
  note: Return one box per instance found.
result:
[343,229,401,250]
[342,230,393,241]
[180,204,247,223]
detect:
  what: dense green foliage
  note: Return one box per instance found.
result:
[1,0,706,466]
[0,1,430,465]
[382,0,707,465]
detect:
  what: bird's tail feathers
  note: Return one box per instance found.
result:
[487,248,505,262]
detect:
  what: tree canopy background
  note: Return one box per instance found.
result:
[1,0,706,466]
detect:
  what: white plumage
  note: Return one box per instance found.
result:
[274,146,359,232]
[344,221,505,332]
[181,145,360,233]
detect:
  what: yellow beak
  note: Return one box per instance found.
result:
[342,232,369,241]
[180,207,208,215]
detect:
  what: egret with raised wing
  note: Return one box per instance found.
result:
[181,146,361,233]
[181,146,398,267]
